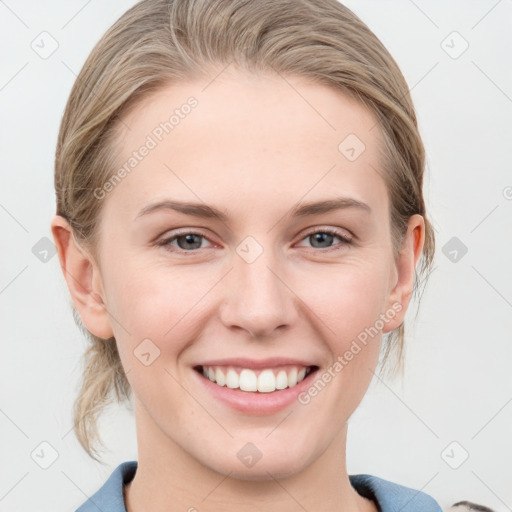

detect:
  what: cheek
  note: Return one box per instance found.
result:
[296,265,388,408]
[104,261,218,350]
[104,263,211,413]
[297,260,392,342]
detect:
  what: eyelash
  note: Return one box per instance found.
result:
[157,228,353,254]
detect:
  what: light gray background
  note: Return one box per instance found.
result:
[1,1,511,511]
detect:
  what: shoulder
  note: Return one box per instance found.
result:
[349,473,443,512]
[75,460,137,512]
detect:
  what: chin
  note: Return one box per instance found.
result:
[199,441,314,482]
[213,458,308,482]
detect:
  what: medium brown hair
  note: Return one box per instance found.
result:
[54,0,435,462]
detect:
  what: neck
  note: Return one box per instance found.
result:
[124,403,376,512]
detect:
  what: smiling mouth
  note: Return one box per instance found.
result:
[194,365,319,393]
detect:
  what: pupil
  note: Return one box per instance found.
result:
[312,232,332,248]
[179,234,202,250]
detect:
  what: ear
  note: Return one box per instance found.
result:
[50,215,114,339]
[382,214,425,333]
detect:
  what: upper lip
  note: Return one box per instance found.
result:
[194,357,318,369]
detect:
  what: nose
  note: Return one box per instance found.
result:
[219,243,298,339]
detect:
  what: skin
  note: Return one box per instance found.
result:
[52,68,424,512]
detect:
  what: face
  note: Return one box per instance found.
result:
[78,69,419,480]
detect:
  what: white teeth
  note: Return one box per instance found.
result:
[239,369,258,392]
[199,365,311,392]
[225,368,239,389]
[215,367,226,386]
[275,370,288,390]
[288,367,298,387]
[257,369,276,393]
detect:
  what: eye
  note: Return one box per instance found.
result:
[157,227,353,254]
[296,228,353,251]
[157,230,213,253]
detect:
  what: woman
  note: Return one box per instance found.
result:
[51,0,443,510]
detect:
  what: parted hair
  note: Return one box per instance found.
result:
[54,0,435,462]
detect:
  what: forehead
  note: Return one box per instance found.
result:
[106,69,388,222]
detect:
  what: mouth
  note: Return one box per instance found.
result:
[193,364,319,393]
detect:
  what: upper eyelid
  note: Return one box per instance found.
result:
[302,226,353,240]
[159,229,215,247]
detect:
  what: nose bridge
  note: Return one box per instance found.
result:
[220,236,296,337]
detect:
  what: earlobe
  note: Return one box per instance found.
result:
[50,215,114,339]
[382,214,425,333]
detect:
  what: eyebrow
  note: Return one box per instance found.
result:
[135,197,371,222]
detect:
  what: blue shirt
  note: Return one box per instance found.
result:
[75,460,443,511]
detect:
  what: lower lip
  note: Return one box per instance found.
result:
[192,367,319,415]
